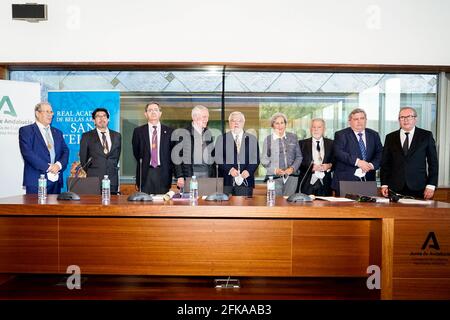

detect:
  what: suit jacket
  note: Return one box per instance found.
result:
[19,123,69,190]
[261,132,302,176]
[332,127,383,193]
[173,124,216,179]
[132,123,174,191]
[298,137,334,195]
[214,131,260,188]
[380,127,438,192]
[79,129,121,192]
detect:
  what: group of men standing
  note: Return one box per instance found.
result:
[18,101,438,200]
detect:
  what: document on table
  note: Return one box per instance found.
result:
[398,198,434,204]
[315,196,355,202]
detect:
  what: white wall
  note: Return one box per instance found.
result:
[1,0,449,65]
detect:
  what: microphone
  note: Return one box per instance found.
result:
[205,163,229,201]
[128,158,153,201]
[287,160,314,202]
[57,157,93,201]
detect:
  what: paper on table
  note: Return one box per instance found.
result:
[315,196,355,202]
[398,198,434,204]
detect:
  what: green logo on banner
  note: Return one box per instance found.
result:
[0,96,17,117]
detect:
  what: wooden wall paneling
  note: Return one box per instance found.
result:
[59,218,292,276]
[380,218,394,300]
[0,218,58,273]
[393,278,450,300]
[394,220,450,278]
[292,220,371,277]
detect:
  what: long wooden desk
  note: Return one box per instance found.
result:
[1,195,449,300]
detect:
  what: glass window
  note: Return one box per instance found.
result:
[10,70,438,182]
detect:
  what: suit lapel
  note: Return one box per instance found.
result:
[92,130,104,154]
[348,129,362,158]
[305,138,313,163]
[323,138,331,162]
[160,125,168,163]
[109,130,118,153]
[407,129,421,157]
[33,123,48,151]
[392,130,401,153]
[142,124,151,159]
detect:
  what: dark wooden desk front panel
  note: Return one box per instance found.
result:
[1,195,449,299]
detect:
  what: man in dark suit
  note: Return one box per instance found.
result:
[132,102,174,194]
[332,108,383,196]
[381,107,438,199]
[173,105,216,189]
[214,111,260,196]
[19,102,69,194]
[79,108,121,194]
[297,118,334,196]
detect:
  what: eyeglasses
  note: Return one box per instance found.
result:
[38,110,54,115]
[399,115,416,121]
[95,114,108,118]
[146,108,160,113]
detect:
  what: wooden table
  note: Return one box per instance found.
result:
[1,195,449,299]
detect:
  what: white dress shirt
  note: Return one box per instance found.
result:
[96,128,112,153]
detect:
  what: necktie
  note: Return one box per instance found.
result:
[316,140,323,162]
[44,127,55,164]
[403,132,410,156]
[101,132,109,154]
[151,126,158,168]
[235,135,241,154]
[357,132,367,161]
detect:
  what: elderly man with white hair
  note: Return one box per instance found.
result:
[174,105,216,189]
[214,111,259,196]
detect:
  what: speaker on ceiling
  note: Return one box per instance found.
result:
[12,3,47,22]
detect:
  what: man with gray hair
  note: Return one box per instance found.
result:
[298,118,334,196]
[332,108,383,196]
[380,106,438,199]
[214,111,260,196]
[19,102,69,194]
[174,105,216,189]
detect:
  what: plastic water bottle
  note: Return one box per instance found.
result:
[38,174,47,202]
[267,176,276,205]
[102,175,111,204]
[189,175,198,202]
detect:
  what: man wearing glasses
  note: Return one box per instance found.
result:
[19,102,69,194]
[79,108,122,194]
[132,102,174,194]
[381,107,438,199]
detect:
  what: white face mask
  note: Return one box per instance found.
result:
[314,171,325,179]
[354,168,366,178]
[234,174,244,186]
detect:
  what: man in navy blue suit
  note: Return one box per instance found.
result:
[332,108,383,196]
[214,111,260,196]
[19,102,69,194]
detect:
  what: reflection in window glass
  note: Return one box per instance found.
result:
[10,70,437,181]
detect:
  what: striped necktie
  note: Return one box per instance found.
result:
[101,132,109,154]
[357,132,367,161]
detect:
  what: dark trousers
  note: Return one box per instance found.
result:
[223,185,253,197]
[301,179,332,196]
[142,166,170,194]
[26,181,61,194]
